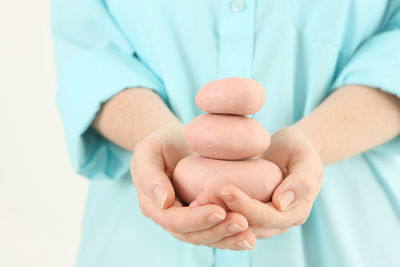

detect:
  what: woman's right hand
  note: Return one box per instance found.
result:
[131,121,252,249]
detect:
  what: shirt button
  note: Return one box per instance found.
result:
[230,0,245,12]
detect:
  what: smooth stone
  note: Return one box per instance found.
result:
[184,114,270,160]
[196,77,266,115]
[172,156,283,207]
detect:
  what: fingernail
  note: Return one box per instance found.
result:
[207,213,225,224]
[236,240,252,250]
[219,192,234,203]
[189,201,199,208]
[279,190,295,211]
[243,240,253,250]
[228,223,246,233]
[152,185,167,208]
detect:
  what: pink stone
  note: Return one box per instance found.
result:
[173,156,283,206]
[196,77,266,115]
[184,114,270,160]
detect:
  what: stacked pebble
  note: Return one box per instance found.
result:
[173,77,283,208]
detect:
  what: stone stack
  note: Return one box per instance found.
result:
[173,77,283,207]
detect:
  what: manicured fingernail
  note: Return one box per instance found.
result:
[189,201,200,208]
[207,213,225,224]
[236,240,252,250]
[228,223,246,233]
[243,240,253,250]
[279,190,295,211]
[152,185,167,208]
[219,192,234,203]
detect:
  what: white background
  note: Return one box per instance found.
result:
[0,1,89,266]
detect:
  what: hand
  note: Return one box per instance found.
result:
[193,126,324,248]
[131,122,251,248]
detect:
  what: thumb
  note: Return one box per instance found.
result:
[131,143,176,209]
[271,160,323,212]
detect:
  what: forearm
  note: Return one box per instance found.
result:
[294,85,400,165]
[92,88,181,152]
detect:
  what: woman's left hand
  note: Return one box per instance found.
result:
[193,126,324,250]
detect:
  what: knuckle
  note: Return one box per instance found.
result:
[184,235,202,246]
[160,223,171,232]
[278,228,288,235]
[298,178,313,195]
[192,240,204,246]
[162,221,174,232]
[255,228,286,239]
[180,234,191,243]
[295,214,309,226]
[138,202,150,218]
[261,214,275,226]
[172,233,186,242]
[255,229,272,239]
[256,232,270,239]
[163,220,179,234]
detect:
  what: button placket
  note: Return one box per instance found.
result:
[218,0,256,79]
[215,5,256,266]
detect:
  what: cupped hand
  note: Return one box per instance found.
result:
[193,126,324,249]
[130,121,251,248]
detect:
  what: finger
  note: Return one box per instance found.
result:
[218,185,298,228]
[190,191,228,211]
[142,193,228,233]
[131,142,175,209]
[135,190,181,220]
[251,226,287,239]
[271,159,323,212]
[181,212,248,245]
[188,191,212,208]
[161,205,227,233]
[170,231,187,244]
[205,230,256,251]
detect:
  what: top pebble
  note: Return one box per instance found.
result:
[195,77,266,115]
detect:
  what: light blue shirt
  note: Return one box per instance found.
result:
[52,0,400,266]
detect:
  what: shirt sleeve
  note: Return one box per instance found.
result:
[51,0,167,180]
[331,2,400,98]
